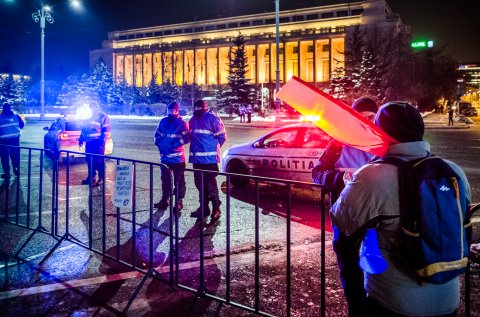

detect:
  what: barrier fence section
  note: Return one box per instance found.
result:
[0,145,477,316]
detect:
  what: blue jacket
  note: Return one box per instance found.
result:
[154,116,189,164]
[0,113,24,139]
[189,110,226,164]
[79,111,110,143]
[312,139,374,197]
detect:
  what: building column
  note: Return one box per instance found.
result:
[216,47,220,86]
[255,43,259,84]
[297,40,300,79]
[313,41,317,86]
[328,38,332,82]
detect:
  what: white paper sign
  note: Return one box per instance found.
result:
[113,165,134,208]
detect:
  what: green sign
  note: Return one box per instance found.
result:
[411,40,434,49]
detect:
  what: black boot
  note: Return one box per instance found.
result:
[154,198,170,210]
[190,206,210,218]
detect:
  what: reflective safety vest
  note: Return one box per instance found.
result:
[154,116,189,164]
[189,111,227,164]
[80,111,110,143]
[0,114,21,139]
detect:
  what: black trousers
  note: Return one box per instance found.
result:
[193,163,220,210]
[160,162,186,201]
[85,139,106,180]
[0,137,20,176]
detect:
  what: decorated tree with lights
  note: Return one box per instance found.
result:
[352,50,384,103]
[217,35,255,113]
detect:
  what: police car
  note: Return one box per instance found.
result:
[222,122,330,186]
[43,117,113,160]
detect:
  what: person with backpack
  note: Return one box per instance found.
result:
[330,102,471,317]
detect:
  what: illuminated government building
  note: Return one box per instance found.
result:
[90,0,404,90]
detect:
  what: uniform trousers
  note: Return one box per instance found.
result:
[85,139,106,181]
[0,137,20,176]
[192,163,221,210]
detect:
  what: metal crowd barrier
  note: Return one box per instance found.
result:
[0,145,477,317]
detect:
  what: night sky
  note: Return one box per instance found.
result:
[1,0,479,77]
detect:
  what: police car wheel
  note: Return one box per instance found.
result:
[226,160,250,187]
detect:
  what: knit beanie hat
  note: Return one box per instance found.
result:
[352,97,378,113]
[375,102,424,143]
[167,102,179,115]
[193,99,207,111]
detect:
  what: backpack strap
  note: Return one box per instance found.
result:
[371,154,432,236]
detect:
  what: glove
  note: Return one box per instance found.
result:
[343,171,353,185]
[79,140,84,147]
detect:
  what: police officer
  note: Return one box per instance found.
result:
[189,99,227,221]
[246,104,253,123]
[78,102,110,186]
[154,102,189,211]
[0,102,25,179]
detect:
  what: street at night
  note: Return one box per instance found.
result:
[2,0,480,316]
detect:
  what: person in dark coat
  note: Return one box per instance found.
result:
[189,99,227,221]
[78,102,110,186]
[0,102,25,179]
[311,97,378,317]
[448,107,454,126]
[154,102,189,211]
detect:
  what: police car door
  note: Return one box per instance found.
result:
[252,127,315,182]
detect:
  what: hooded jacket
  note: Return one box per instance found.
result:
[154,115,189,164]
[189,110,226,164]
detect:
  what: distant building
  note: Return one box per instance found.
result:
[457,63,480,89]
[91,0,406,89]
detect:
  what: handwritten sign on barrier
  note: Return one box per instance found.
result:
[113,165,134,209]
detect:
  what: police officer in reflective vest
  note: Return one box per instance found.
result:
[154,102,189,211]
[189,99,227,221]
[78,102,110,186]
[0,102,25,179]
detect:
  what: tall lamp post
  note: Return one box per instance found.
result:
[32,2,54,119]
[274,0,281,126]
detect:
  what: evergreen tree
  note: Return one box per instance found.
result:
[13,76,33,112]
[0,74,16,104]
[217,35,255,113]
[352,51,384,104]
[158,81,180,105]
[145,75,163,104]
[180,82,201,113]
[87,61,116,108]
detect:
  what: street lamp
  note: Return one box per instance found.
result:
[274,0,281,126]
[32,2,54,119]
[31,0,82,119]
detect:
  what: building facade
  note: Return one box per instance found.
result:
[91,0,403,90]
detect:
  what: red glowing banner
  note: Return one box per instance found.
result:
[277,77,396,156]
